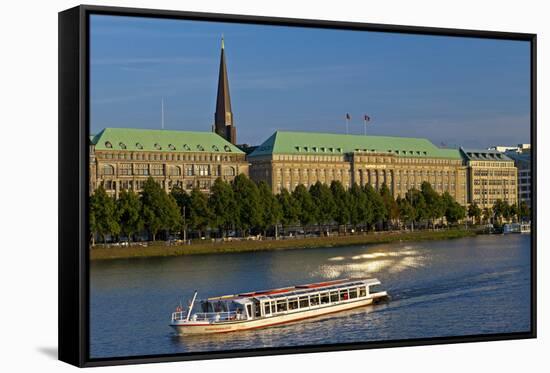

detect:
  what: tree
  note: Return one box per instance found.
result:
[518,201,531,222]
[308,181,335,233]
[140,177,181,241]
[441,192,465,224]
[171,185,191,240]
[380,183,399,229]
[188,187,210,237]
[117,189,143,242]
[467,202,482,225]
[406,188,426,229]
[421,182,444,229]
[492,199,509,224]
[349,183,370,230]
[232,174,262,236]
[364,185,386,230]
[329,181,350,232]
[208,178,236,237]
[89,185,120,244]
[257,181,282,237]
[292,184,317,229]
[278,188,299,231]
[482,207,493,224]
[509,203,519,223]
[397,196,415,231]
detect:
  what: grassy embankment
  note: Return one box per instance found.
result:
[90,228,478,261]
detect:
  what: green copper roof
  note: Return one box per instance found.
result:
[248,131,462,159]
[91,128,244,154]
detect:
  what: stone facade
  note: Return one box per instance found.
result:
[461,148,518,209]
[89,128,248,198]
[250,150,467,205]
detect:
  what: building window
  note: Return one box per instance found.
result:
[185,165,194,176]
[119,164,132,176]
[102,164,114,175]
[135,164,149,176]
[197,165,209,176]
[151,164,164,176]
[224,166,236,176]
[169,166,181,176]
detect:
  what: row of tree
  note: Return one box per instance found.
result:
[89,175,530,244]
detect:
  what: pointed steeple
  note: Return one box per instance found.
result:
[214,35,236,144]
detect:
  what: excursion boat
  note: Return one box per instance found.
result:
[170,278,389,335]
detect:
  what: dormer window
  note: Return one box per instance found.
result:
[168,144,176,151]
[135,142,143,150]
[183,144,191,151]
[119,142,126,150]
[105,141,112,148]
[154,143,162,150]
[224,145,232,152]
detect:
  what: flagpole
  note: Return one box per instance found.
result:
[161,97,165,130]
[346,117,349,134]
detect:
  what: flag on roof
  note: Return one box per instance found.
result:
[345,113,351,120]
[364,114,371,121]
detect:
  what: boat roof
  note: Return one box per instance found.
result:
[206,278,380,302]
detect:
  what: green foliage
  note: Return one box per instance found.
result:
[89,185,120,243]
[277,188,299,227]
[188,187,210,236]
[380,183,399,224]
[292,184,317,226]
[140,177,181,240]
[232,174,262,235]
[257,181,282,234]
[518,201,530,221]
[328,181,350,227]
[309,181,336,226]
[441,192,465,224]
[421,181,445,226]
[397,196,415,228]
[349,183,369,227]
[208,178,236,236]
[468,202,482,224]
[117,189,143,241]
[365,185,387,226]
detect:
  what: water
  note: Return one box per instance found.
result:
[90,234,531,358]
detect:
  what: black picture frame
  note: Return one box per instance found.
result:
[58,4,537,367]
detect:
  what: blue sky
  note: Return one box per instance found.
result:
[90,15,531,148]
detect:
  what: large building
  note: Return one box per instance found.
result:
[89,37,520,211]
[495,145,531,207]
[89,128,248,198]
[460,148,517,209]
[89,38,247,197]
[248,131,468,205]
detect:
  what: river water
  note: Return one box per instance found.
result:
[90,234,531,359]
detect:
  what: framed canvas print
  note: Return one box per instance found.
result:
[58,5,536,367]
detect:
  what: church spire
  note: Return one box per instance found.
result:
[214,35,236,144]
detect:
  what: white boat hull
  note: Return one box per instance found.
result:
[171,292,387,335]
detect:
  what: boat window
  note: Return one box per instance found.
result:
[255,303,261,317]
[271,303,276,314]
[339,289,349,301]
[309,294,320,306]
[276,300,288,312]
[330,291,339,303]
[246,304,252,318]
[359,287,367,297]
[320,292,330,304]
[288,298,299,310]
[369,284,382,294]
[299,296,309,308]
[349,288,358,299]
[264,302,271,315]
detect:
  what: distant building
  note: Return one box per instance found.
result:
[460,148,517,209]
[496,145,531,208]
[89,128,248,197]
[489,144,531,153]
[248,131,468,205]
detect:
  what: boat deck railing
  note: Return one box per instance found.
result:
[171,310,244,323]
